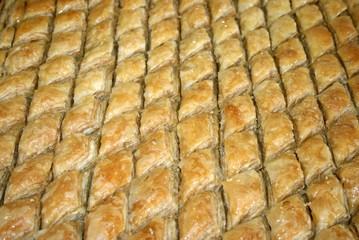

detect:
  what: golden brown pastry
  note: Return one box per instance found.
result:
[148,0,176,28]
[0,96,27,133]
[212,16,239,46]
[282,67,315,108]
[179,191,224,240]
[116,8,146,38]
[223,170,266,229]
[140,98,177,138]
[269,15,297,48]
[150,17,179,50]
[237,0,260,13]
[275,38,307,74]
[216,40,245,72]
[24,0,55,19]
[331,16,358,47]
[179,0,205,13]
[296,135,334,185]
[129,167,178,231]
[307,174,349,232]
[5,40,46,75]
[88,151,133,209]
[223,217,270,240]
[315,224,356,240]
[177,113,218,158]
[28,81,72,122]
[147,41,177,73]
[61,96,105,138]
[266,0,291,25]
[348,75,359,108]
[41,170,89,228]
[0,130,20,170]
[53,10,86,34]
[7,0,26,26]
[222,94,256,138]
[4,153,52,203]
[18,113,62,164]
[181,4,209,38]
[240,7,265,37]
[262,112,295,161]
[48,31,83,60]
[179,149,221,206]
[116,53,146,84]
[128,217,177,240]
[87,0,115,28]
[13,16,50,45]
[208,0,235,23]
[117,28,146,62]
[265,152,304,205]
[338,42,359,78]
[0,194,40,239]
[0,26,15,49]
[0,170,9,202]
[85,20,114,52]
[98,111,139,159]
[35,222,82,240]
[121,0,146,10]
[291,0,317,10]
[85,191,127,239]
[56,0,86,14]
[352,212,359,236]
[105,82,142,122]
[319,0,347,21]
[245,28,271,60]
[249,51,279,87]
[305,25,335,62]
[0,50,6,76]
[266,194,313,240]
[80,40,114,74]
[223,131,261,179]
[295,4,324,32]
[144,66,179,106]
[179,28,211,63]
[38,56,77,86]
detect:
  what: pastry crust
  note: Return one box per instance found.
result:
[56,0,86,14]
[265,152,305,205]
[223,131,261,179]
[352,212,359,236]
[179,0,205,13]
[275,38,307,74]
[338,42,359,78]
[179,191,224,240]
[266,0,291,25]
[266,194,313,240]
[147,40,177,73]
[0,26,15,49]
[7,0,26,26]
[290,96,324,144]
[116,8,146,38]
[218,66,250,105]
[223,217,270,240]
[129,167,178,231]
[140,98,177,138]
[223,170,266,229]
[86,20,114,52]
[135,129,178,177]
[262,112,295,162]
[307,174,349,232]
[87,0,115,29]
[148,0,176,28]
[179,149,221,207]
[177,113,218,158]
[53,10,86,34]
[4,153,52,203]
[291,0,317,10]
[38,56,77,86]
[36,222,82,240]
[41,171,89,228]
[61,96,105,138]
[295,4,323,32]
[0,96,27,133]
[85,191,127,239]
[222,94,256,138]
[208,0,235,23]
[179,28,211,63]
[305,25,335,62]
[0,50,6,76]
[128,217,177,240]
[18,113,62,164]
[116,53,145,84]
[331,16,358,47]
[348,75,359,108]
[240,7,265,37]
[5,40,46,75]
[24,0,55,19]
[121,0,146,10]
[270,15,298,48]
[237,0,260,13]
[80,40,114,74]
[105,82,142,122]
[214,38,246,70]
[88,151,133,209]
[245,28,271,60]
[0,130,20,170]
[181,4,209,38]
[98,111,139,158]
[319,0,347,21]
[315,224,356,240]
[13,16,50,45]
[48,31,83,60]
[0,194,40,239]
[117,28,146,62]
[28,81,72,122]
[249,51,278,87]
[150,17,179,50]
[212,16,239,46]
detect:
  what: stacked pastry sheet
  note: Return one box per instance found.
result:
[0,0,358,239]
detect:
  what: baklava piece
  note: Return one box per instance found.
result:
[5,40,46,75]
[85,192,127,239]
[179,149,221,206]
[265,152,305,205]
[282,67,315,108]
[180,4,209,38]
[105,82,142,122]
[179,28,211,62]
[348,75,359,108]
[223,170,266,229]
[254,80,286,118]
[89,151,133,209]
[239,7,265,36]
[307,174,349,232]
[4,153,52,203]
[222,95,256,138]
[80,40,114,74]
[319,0,347,21]
[140,98,177,138]
[245,28,271,60]
[13,16,50,45]
[0,26,15,49]
[208,0,235,23]
[319,82,355,126]
[0,96,27,133]
[223,131,261,179]
[0,130,20,170]
[61,96,105,138]
[24,0,55,19]
[41,171,89,228]
[223,217,270,240]
[56,0,86,14]
[144,66,179,106]
[53,10,86,34]
[338,42,359,78]
[116,53,146,84]
[275,38,307,74]
[291,0,317,10]
[38,56,77,86]
[269,15,297,48]
[121,0,146,10]
[98,111,139,158]
[128,217,177,240]
[295,4,323,32]
[147,41,177,73]
[36,222,82,240]
[48,31,83,60]
[237,0,260,13]
[129,167,178,231]
[148,0,176,28]
[135,129,178,177]
[177,113,218,158]
[212,16,240,46]
[311,54,346,93]
[28,81,72,121]
[305,25,335,62]
[262,112,295,162]
[215,38,246,70]
[117,28,146,62]
[18,113,62,164]
[249,51,278,87]
[296,135,334,185]
[116,8,146,38]
[337,157,359,214]
[179,191,224,240]
[331,16,358,47]
[266,195,313,240]
[85,20,114,52]
[0,195,40,239]
[150,18,179,50]
[315,224,356,240]
[87,0,115,28]
[7,0,26,26]
[53,134,98,178]
[266,0,291,24]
